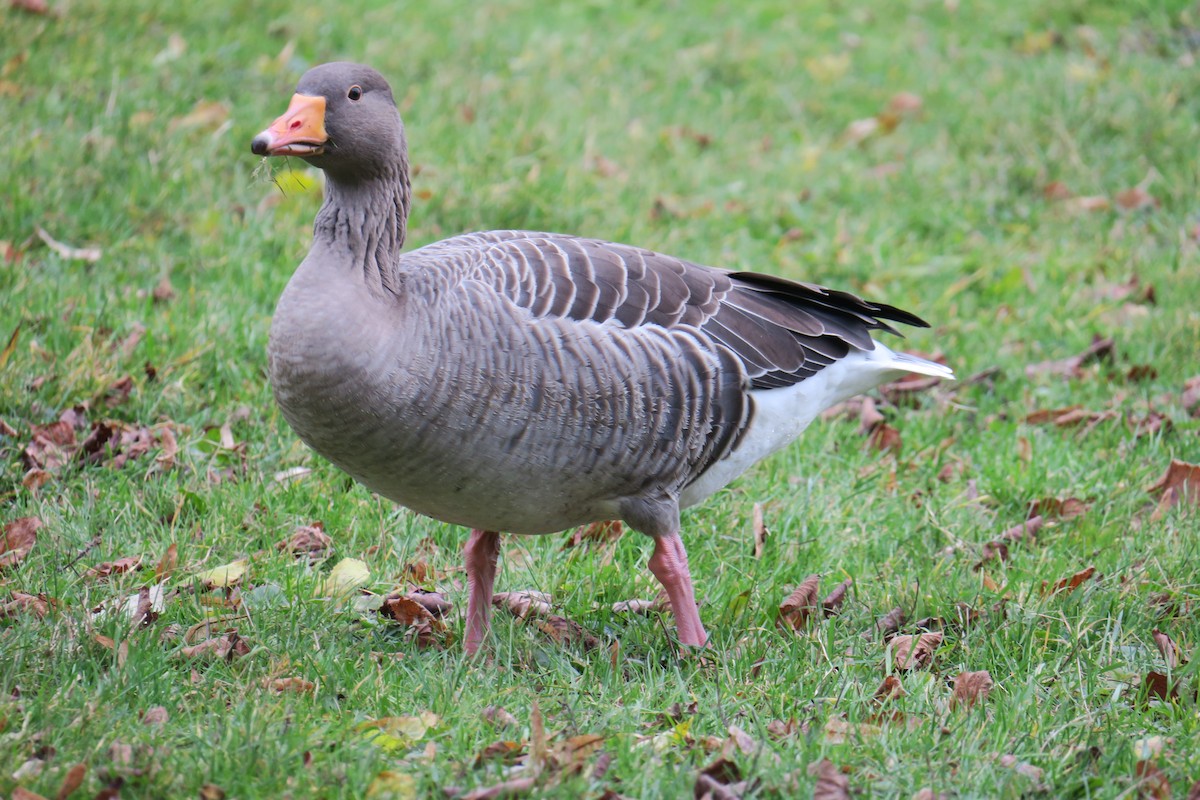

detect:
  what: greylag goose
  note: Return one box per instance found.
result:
[252,62,953,653]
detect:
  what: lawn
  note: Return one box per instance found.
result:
[2,0,1199,797]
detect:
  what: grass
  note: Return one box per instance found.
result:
[2,0,1199,796]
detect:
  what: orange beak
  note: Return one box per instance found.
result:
[250,93,328,157]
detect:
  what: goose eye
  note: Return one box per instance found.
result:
[347,85,363,101]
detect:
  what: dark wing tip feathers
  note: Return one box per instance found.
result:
[727,270,932,334]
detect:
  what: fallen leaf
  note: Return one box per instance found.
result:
[562,519,623,550]
[316,557,369,597]
[1135,760,1171,800]
[1115,186,1158,211]
[458,776,537,800]
[1043,181,1073,201]
[1064,194,1110,213]
[530,700,547,773]
[11,0,52,15]
[35,226,101,262]
[1147,459,1200,513]
[821,578,853,616]
[752,502,768,559]
[381,595,437,626]
[473,740,524,767]
[951,670,994,708]
[695,757,754,800]
[1048,565,1096,596]
[169,99,231,133]
[180,631,250,661]
[1,591,54,618]
[1142,671,1179,702]
[1027,497,1090,521]
[155,543,178,580]
[87,555,142,579]
[277,522,333,561]
[493,590,552,619]
[997,754,1045,788]
[55,763,86,800]
[360,712,440,752]
[481,706,518,728]
[873,675,906,703]
[843,117,880,145]
[103,375,134,407]
[534,615,600,650]
[868,422,902,453]
[142,706,169,726]
[404,589,451,617]
[823,716,881,744]
[199,784,226,800]
[0,324,18,369]
[196,558,248,589]
[366,770,417,800]
[974,516,1043,569]
[876,606,904,640]
[778,574,821,630]
[0,516,42,569]
[1025,335,1114,379]
[766,718,802,738]
[1151,630,1184,669]
[889,632,942,670]
[810,758,851,800]
[269,677,315,694]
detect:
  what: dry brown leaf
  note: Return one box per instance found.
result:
[887,91,923,115]
[87,555,143,579]
[142,706,169,726]
[169,99,231,132]
[912,790,949,800]
[889,632,942,670]
[844,117,880,144]
[1182,376,1200,417]
[482,706,518,728]
[1115,187,1159,211]
[152,276,176,303]
[458,776,537,800]
[876,606,905,640]
[752,502,768,559]
[1147,459,1200,513]
[381,595,437,626]
[809,758,851,800]
[534,615,600,650]
[103,375,134,408]
[765,718,802,738]
[11,0,52,15]
[1048,565,1096,596]
[1135,760,1171,800]
[873,675,906,703]
[155,543,178,580]
[1028,497,1090,521]
[1,591,53,618]
[1186,779,1200,800]
[1151,629,1183,669]
[562,519,623,550]
[54,762,86,800]
[1142,671,1180,702]
[821,578,853,616]
[269,677,315,694]
[474,739,524,767]
[1,516,42,570]
[778,574,821,630]
[952,670,994,708]
[974,516,1043,569]
[277,522,333,561]
[695,758,753,800]
[493,590,552,619]
[869,422,903,453]
[35,226,101,262]
[199,785,226,800]
[1064,195,1110,213]
[404,589,451,617]
[180,631,250,661]
[997,755,1045,788]
[11,787,49,800]
[1043,181,1073,201]
[1026,336,1114,379]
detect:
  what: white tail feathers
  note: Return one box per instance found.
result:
[884,349,956,380]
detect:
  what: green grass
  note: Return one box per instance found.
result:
[3,0,1199,797]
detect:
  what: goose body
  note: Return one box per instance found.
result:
[253,63,953,652]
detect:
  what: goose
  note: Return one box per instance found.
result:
[251,62,953,654]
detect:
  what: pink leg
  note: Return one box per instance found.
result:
[464,529,501,655]
[648,533,708,648]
